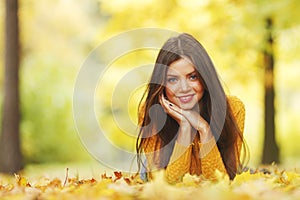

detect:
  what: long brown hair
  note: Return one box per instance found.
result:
[136,33,248,180]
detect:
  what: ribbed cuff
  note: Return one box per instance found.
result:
[199,137,217,158]
[169,142,192,164]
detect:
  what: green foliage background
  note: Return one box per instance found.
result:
[0,0,299,167]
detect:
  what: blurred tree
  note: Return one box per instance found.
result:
[0,0,23,173]
[261,17,279,164]
[249,0,300,164]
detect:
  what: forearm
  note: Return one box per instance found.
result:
[165,142,192,183]
[165,124,193,184]
[200,137,227,179]
[176,122,194,146]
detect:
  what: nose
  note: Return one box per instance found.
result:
[179,79,191,92]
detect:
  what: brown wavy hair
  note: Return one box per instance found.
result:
[136,33,248,180]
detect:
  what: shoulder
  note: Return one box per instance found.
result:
[227,96,246,133]
[227,96,245,108]
[227,96,245,115]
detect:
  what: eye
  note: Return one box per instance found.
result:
[189,74,198,80]
[167,77,178,83]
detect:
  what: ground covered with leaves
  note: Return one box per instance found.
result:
[0,165,300,200]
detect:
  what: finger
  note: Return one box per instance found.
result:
[159,95,163,106]
[160,96,188,123]
[161,95,170,109]
[168,102,182,114]
[162,99,182,118]
[160,95,175,115]
[159,96,168,113]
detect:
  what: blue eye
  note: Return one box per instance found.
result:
[190,74,198,80]
[167,77,177,83]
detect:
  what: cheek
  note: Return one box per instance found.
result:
[165,86,176,100]
[197,84,204,93]
[165,87,173,98]
[193,83,205,99]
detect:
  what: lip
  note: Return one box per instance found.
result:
[177,94,194,104]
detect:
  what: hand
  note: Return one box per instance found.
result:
[160,95,212,143]
[180,110,213,143]
[159,95,213,144]
[159,95,193,146]
[159,95,189,127]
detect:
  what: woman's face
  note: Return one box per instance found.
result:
[165,58,204,110]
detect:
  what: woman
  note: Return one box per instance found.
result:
[136,33,248,184]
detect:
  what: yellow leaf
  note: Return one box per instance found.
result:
[14,174,31,187]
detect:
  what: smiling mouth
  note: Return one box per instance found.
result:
[178,94,194,103]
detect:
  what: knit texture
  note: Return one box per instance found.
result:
[143,96,245,183]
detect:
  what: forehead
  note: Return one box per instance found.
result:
[167,58,196,75]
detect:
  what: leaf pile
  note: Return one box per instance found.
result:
[0,166,300,200]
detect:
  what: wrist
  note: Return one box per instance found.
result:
[176,124,193,146]
[180,120,191,130]
[199,125,213,143]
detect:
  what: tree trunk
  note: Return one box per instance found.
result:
[0,0,23,173]
[261,18,280,164]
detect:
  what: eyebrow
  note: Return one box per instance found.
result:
[167,70,197,77]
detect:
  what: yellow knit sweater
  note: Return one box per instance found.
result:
[143,96,245,183]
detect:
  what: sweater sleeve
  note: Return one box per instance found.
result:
[229,96,246,151]
[143,135,192,183]
[165,142,192,183]
[143,134,161,172]
[200,138,227,179]
[228,96,246,172]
